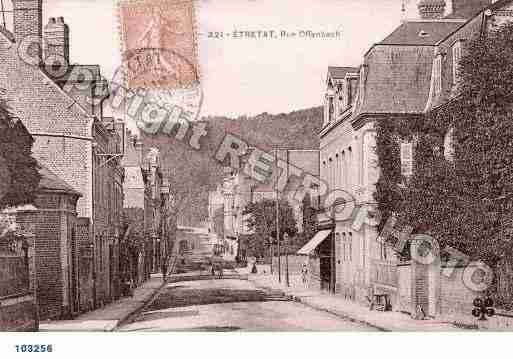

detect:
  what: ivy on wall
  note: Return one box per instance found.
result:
[374,22,513,266]
[0,99,41,210]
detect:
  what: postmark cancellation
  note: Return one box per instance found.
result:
[118,0,199,90]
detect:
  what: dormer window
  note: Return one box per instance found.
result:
[328,96,334,123]
[346,81,352,107]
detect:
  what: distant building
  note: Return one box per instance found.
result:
[122,134,172,275]
[209,150,320,260]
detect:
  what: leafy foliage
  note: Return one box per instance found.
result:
[297,193,318,246]
[0,99,40,210]
[374,23,513,265]
[141,107,322,227]
[242,198,297,257]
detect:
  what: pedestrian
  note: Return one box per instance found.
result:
[301,263,308,286]
[218,265,224,279]
[211,262,216,276]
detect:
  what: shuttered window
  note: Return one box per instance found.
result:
[434,54,442,95]
[452,40,464,85]
[400,142,414,178]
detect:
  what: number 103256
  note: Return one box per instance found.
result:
[15,345,53,353]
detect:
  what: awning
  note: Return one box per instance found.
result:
[297,230,332,255]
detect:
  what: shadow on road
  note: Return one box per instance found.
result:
[146,287,269,311]
[134,309,200,323]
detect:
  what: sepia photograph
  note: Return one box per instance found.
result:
[1,0,513,356]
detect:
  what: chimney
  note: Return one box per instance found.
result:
[12,0,43,58]
[418,0,446,19]
[44,16,70,67]
[449,0,492,18]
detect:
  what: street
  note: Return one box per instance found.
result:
[117,274,377,332]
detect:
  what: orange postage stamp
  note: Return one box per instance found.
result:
[118,0,199,89]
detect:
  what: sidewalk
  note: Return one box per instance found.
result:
[238,265,466,331]
[39,274,166,332]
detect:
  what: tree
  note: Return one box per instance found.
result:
[120,208,147,282]
[243,198,297,257]
[374,22,513,265]
[0,99,40,210]
[298,193,318,246]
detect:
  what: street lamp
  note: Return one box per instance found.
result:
[283,232,290,287]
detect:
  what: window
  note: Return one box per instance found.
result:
[400,142,414,178]
[348,147,353,186]
[380,242,387,261]
[452,40,464,85]
[328,96,334,123]
[444,127,455,162]
[335,153,340,189]
[342,233,347,261]
[341,151,346,188]
[349,233,353,262]
[328,157,333,188]
[346,80,352,107]
[433,54,442,95]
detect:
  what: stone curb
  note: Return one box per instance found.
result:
[244,274,389,332]
[288,294,389,332]
[112,280,168,331]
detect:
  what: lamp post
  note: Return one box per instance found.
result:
[283,232,290,287]
[275,149,281,283]
[269,236,273,274]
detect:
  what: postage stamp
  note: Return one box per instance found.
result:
[118,0,199,89]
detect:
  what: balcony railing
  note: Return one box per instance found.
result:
[371,260,398,288]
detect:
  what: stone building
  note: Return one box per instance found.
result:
[7,164,81,320]
[314,0,513,318]
[211,151,320,261]
[122,134,172,277]
[0,0,125,310]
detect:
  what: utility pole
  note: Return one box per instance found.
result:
[284,232,290,287]
[275,148,281,283]
[269,236,273,274]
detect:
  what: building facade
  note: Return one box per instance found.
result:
[210,151,320,261]
[314,0,513,317]
[0,0,125,311]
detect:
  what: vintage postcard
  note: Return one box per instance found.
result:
[1,0,513,356]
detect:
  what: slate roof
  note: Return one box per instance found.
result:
[354,43,435,117]
[379,21,464,46]
[350,18,467,119]
[0,26,14,42]
[38,165,81,196]
[56,65,102,84]
[328,66,359,80]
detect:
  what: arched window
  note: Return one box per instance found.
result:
[335,153,340,189]
[348,232,353,262]
[348,147,353,186]
[341,151,346,189]
[342,232,347,261]
[328,157,333,188]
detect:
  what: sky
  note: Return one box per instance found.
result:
[27,0,422,118]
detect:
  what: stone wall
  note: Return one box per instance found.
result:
[438,264,482,321]
[0,295,37,331]
[396,263,412,314]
